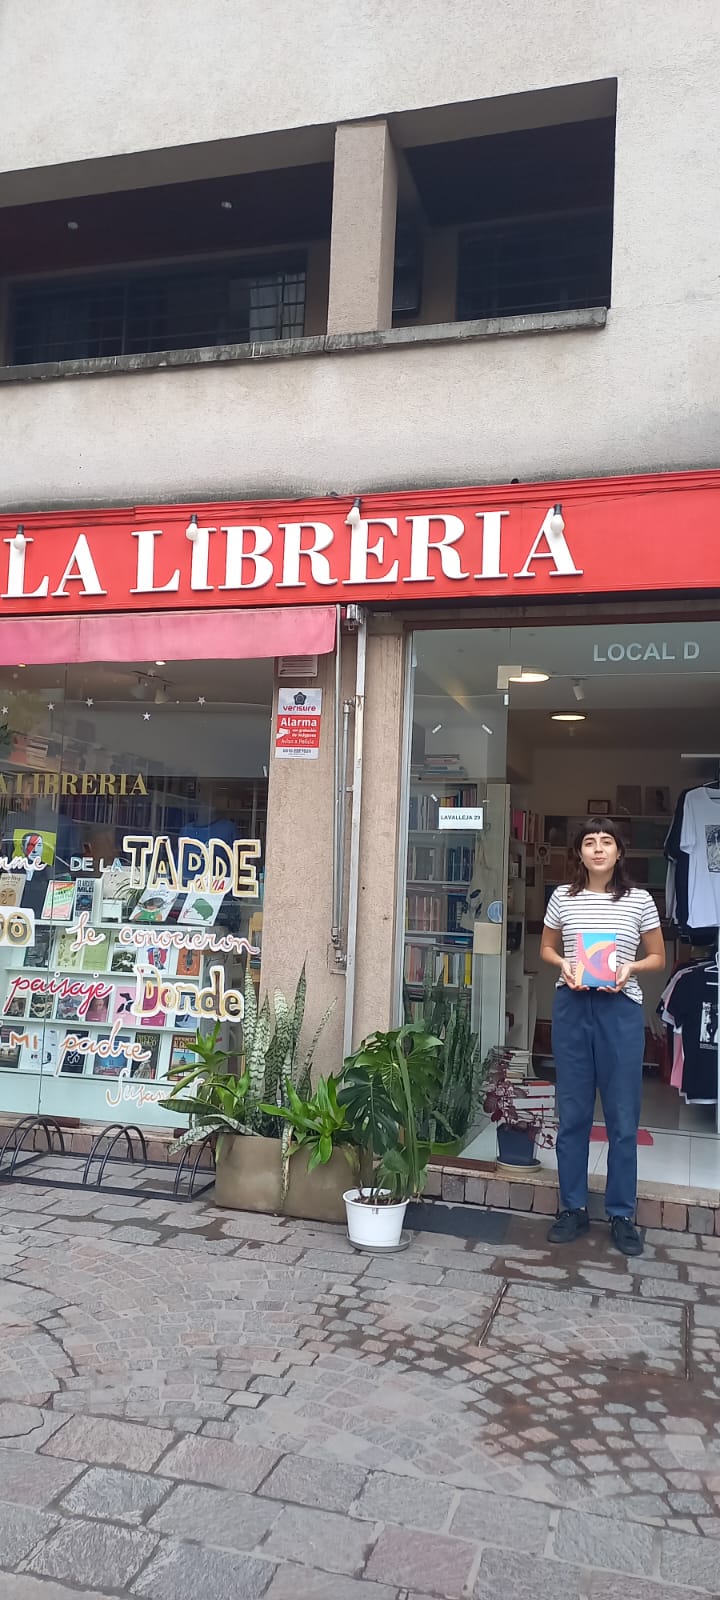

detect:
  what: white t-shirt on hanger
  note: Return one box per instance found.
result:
[679,786,720,928]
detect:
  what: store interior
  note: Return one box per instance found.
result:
[405,619,720,1190]
[0,657,271,1126]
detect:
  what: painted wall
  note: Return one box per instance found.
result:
[0,1,713,177]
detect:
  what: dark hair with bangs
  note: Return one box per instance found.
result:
[568,816,634,902]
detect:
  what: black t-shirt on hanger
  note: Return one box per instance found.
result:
[663,961,719,1104]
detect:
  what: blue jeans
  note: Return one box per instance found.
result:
[551,986,644,1218]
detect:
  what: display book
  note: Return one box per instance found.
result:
[0,873,244,1083]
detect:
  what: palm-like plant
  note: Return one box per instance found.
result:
[339,1024,442,1202]
[158,1024,251,1153]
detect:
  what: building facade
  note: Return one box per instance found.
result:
[0,1,719,1208]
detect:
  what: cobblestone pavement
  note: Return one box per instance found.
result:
[0,1177,719,1599]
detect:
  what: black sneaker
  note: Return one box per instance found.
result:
[546,1208,590,1244]
[610,1216,644,1257]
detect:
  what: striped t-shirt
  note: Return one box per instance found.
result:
[544,885,661,1005]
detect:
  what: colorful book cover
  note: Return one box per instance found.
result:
[59,1031,89,1075]
[91,1034,134,1078]
[175,947,201,979]
[170,1033,198,1072]
[41,879,76,922]
[112,984,137,1026]
[130,887,179,925]
[12,827,56,868]
[132,1031,160,1080]
[0,873,25,908]
[110,943,137,975]
[74,877,99,919]
[177,890,224,926]
[24,927,52,968]
[575,931,617,988]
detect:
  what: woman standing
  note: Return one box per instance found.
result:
[540,818,665,1257]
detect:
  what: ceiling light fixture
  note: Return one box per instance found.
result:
[572,679,585,702]
[508,668,550,684]
[220,199,233,210]
[481,723,493,735]
[551,712,586,722]
[431,723,442,734]
[550,503,565,536]
[66,220,79,231]
[155,660,166,667]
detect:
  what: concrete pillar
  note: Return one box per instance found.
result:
[326,120,398,334]
[260,649,346,1073]
[419,228,459,325]
[352,624,407,1048]
[260,621,407,1073]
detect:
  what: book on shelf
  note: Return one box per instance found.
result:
[446,844,473,882]
[41,879,76,922]
[406,893,443,933]
[404,942,472,988]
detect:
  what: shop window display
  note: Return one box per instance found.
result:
[0,659,270,1130]
[403,620,720,1187]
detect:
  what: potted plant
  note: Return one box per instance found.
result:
[261,1074,362,1224]
[339,1023,442,1249]
[411,978,486,1156]
[159,961,339,1218]
[483,1047,554,1169]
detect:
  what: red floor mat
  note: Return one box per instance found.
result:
[590,1125,653,1145]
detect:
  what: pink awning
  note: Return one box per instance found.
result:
[0,606,337,666]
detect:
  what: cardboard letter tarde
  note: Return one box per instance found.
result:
[123,834,260,897]
[0,472,718,616]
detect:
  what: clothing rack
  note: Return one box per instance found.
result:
[681,753,720,786]
[678,758,720,1130]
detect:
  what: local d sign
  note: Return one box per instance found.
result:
[593,641,701,663]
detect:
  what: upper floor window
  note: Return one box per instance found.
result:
[11,257,306,365]
[457,206,612,321]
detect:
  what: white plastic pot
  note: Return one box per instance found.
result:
[344,1187,409,1249]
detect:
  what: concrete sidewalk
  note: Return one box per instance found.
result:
[0,1180,719,1599]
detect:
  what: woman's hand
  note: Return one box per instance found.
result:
[613,962,635,991]
[559,959,577,987]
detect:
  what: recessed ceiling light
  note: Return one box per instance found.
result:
[66,220,79,231]
[508,669,549,684]
[154,660,166,666]
[220,200,233,210]
[551,712,586,722]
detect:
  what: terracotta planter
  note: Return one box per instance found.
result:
[214,1134,282,1213]
[214,1133,361,1223]
[286,1145,359,1224]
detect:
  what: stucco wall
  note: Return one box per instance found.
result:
[0,0,714,176]
[0,299,716,512]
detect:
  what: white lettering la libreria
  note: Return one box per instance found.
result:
[2,507,585,600]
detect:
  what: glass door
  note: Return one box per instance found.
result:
[400,629,511,1155]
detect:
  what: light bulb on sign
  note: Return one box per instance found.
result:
[345,497,362,529]
[549,503,565,537]
[12,524,26,553]
[186,514,200,543]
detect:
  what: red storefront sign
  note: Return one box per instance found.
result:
[0,470,717,617]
